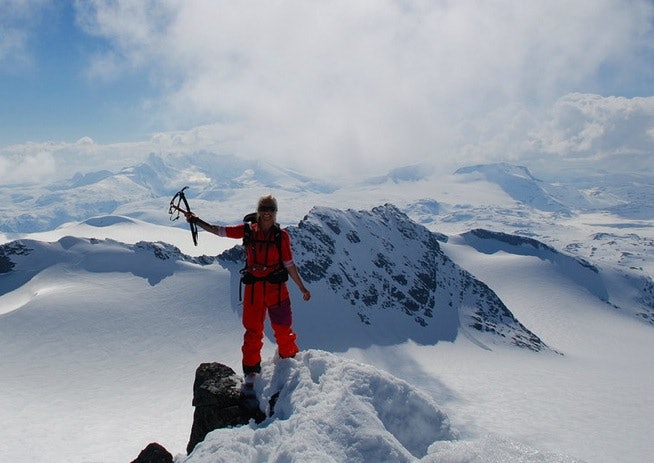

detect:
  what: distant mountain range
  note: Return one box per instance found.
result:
[2,152,652,332]
[453,162,654,218]
[1,153,652,233]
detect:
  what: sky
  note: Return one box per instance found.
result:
[1,0,654,181]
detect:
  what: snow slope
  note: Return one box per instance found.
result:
[454,163,575,213]
[0,238,243,462]
[1,155,653,462]
[423,238,654,462]
[182,350,584,463]
[1,202,652,462]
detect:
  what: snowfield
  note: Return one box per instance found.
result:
[182,350,587,463]
[1,160,653,463]
[185,350,453,463]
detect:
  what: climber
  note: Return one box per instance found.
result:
[184,194,311,382]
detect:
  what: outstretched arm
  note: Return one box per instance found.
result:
[286,264,311,301]
[184,212,225,236]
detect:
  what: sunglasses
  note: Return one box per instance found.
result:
[258,205,277,213]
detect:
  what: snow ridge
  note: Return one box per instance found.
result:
[185,350,456,463]
[461,229,654,326]
[0,237,206,307]
[455,163,573,213]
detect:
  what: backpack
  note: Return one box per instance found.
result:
[239,212,289,301]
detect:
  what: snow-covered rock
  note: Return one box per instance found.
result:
[454,163,576,213]
[278,204,548,352]
[182,350,455,463]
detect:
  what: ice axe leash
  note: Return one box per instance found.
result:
[168,186,199,246]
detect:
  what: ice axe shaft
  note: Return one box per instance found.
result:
[168,186,198,246]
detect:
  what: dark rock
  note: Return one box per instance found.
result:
[0,254,14,273]
[239,386,266,424]
[130,442,173,463]
[187,362,266,455]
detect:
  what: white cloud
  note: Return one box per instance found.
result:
[458,92,654,178]
[0,139,148,183]
[0,150,56,184]
[74,0,177,80]
[531,93,654,158]
[2,91,653,183]
[5,1,654,179]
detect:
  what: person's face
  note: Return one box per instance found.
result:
[258,204,277,226]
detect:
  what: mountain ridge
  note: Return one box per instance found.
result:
[1,204,549,352]
[1,155,652,234]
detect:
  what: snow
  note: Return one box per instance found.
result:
[421,239,654,460]
[184,350,453,463]
[10,215,234,257]
[182,350,590,463]
[0,159,653,462]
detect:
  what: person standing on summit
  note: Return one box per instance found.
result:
[184,195,311,382]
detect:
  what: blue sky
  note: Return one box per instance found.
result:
[1,1,654,180]
[0,2,157,145]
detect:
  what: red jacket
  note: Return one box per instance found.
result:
[224,223,294,279]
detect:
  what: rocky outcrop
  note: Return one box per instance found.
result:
[187,362,248,454]
[279,204,548,352]
[130,442,173,463]
[130,361,269,461]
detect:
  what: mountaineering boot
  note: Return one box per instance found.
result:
[239,372,265,424]
[243,372,257,389]
[243,362,261,376]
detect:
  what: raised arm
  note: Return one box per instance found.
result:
[184,212,225,236]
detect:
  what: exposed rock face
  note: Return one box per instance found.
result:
[283,204,548,351]
[0,241,31,273]
[131,362,267,461]
[187,362,245,454]
[130,442,173,463]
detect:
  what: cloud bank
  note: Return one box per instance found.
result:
[2,1,654,180]
[2,92,653,184]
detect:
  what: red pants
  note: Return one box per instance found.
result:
[242,282,299,370]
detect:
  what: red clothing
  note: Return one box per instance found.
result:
[224,223,299,368]
[224,223,294,277]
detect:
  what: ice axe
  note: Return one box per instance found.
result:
[168,186,198,246]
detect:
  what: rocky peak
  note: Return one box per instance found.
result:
[285,204,548,351]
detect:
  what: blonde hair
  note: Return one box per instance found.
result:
[256,195,278,220]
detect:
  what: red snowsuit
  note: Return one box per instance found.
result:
[224,223,299,371]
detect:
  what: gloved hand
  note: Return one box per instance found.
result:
[184,211,198,223]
